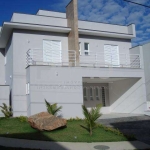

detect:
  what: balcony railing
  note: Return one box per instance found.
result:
[26,49,141,69]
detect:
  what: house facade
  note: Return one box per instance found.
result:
[0,0,149,118]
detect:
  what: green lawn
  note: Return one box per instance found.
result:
[0,117,133,142]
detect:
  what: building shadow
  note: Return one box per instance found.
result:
[98,115,150,149]
[0,131,69,150]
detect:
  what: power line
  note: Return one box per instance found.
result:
[123,0,150,8]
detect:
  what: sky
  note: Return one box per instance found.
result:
[0,0,150,47]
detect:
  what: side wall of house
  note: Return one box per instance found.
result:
[12,30,69,116]
[5,36,13,87]
[5,36,13,113]
[0,48,5,85]
[142,43,150,115]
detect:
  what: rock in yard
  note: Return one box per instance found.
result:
[28,112,67,131]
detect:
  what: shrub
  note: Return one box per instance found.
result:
[81,104,102,136]
[0,103,12,118]
[17,116,28,122]
[98,124,136,140]
[45,99,62,116]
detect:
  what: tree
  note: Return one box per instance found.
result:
[81,104,102,136]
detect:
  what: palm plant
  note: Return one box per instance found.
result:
[81,104,102,136]
[45,99,62,116]
[0,103,12,118]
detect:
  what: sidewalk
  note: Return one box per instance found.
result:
[0,137,150,150]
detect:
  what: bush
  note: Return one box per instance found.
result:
[0,103,12,118]
[17,116,28,122]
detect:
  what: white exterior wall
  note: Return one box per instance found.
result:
[78,21,134,35]
[79,35,131,65]
[26,66,145,118]
[0,49,5,85]
[0,86,10,117]
[11,13,68,27]
[11,30,69,116]
[37,10,66,18]
[109,78,147,114]
[130,44,150,115]
[141,43,150,115]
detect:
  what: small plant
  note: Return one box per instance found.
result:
[45,99,62,116]
[81,104,102,136]
[98,124,136,140]
[17,116,28,122]
[0,103,12,118]
[67,117,83,121]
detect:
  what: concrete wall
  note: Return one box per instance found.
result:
[109,78,147,114]
[0,49,5,85]
[11,30,69,116]
[37,10,66,18]
[26,66,144,118]
[130,44,150,115]
[142,43,150,102]
[5,36,13,87]
[78,21,134,35]
[0,86,10,117]
[11,13,68,27]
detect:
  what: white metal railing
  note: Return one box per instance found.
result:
[79,52,141,68]
[26,49,141,69]
[26,49,76,66]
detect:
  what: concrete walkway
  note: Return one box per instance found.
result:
[0,137,150,150]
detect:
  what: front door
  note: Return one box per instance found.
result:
[43,40,61,63]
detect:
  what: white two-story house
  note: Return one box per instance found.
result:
[0,0,149,118]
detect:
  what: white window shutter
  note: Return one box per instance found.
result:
[111,45,119,66]
[43,40,61,63]
[104,45,120,66]
[104,45,112,65]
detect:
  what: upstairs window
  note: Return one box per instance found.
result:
[84,43,89,55]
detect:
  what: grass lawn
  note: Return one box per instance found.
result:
[0,117,133,142]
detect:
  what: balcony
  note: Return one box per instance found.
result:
[26,49,141,69]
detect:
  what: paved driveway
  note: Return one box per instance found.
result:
[97,114,150,145]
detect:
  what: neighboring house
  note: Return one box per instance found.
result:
[0,0,149,118]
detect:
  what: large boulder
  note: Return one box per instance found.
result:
[28,112,67,131]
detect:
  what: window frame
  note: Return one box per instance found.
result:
[79,42,81,55]
[89,86,93,100]
[26,83,30,95]
[84,43,89,55]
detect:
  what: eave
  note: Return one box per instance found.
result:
[0,22,71,48]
